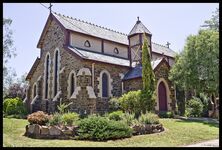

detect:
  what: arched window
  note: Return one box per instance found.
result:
[68,70,76,98]
[53,50,59,97]
[70,73,75,96]
[44,54,50,99]
[114,47,119,54]
[102,73,108,97]
[33,84,37,98]
[84,40,91,47]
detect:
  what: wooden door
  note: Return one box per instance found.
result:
[158,81,167,111]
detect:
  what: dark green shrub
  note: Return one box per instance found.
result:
[77,116,132,141]
[3,97,28,118]
[48,112,62,126]
[186,97,203,117]
[138,112,160,124]
[199,93,209,117]
[158,111,174,118]
[61,112,79,126]
[27,111,50,125]
[108,110,124,121]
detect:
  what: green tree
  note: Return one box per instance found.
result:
[169,30,219,116]
[201,8,219,31]
[3,18,17,97]
[141,34,156,113]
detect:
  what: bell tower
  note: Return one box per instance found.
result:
[128,17,152,67]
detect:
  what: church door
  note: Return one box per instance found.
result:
[158,81,167,111]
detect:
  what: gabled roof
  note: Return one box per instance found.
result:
[129,18,152,36]
[152,42,176,58]
[37,12,177,58]
[53,12,128,45]
[122,58,169,81]
[66,46,130,67]
[26,57,40,80]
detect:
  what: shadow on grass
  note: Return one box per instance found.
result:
[174,118,219,128]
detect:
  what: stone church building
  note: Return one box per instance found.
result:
[23,12,177,114]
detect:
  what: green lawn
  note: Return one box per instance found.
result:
[3,118,219,147]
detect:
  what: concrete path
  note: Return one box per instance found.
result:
[184,139,219,147]
[174,116,219,124]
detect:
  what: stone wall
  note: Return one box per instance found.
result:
[154,62,175,111]
[27,18,66,113]
[123,78,142,92]
[123,61,175,112]
[26,15,175,115]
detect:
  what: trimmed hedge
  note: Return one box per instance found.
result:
[77,115,133,141]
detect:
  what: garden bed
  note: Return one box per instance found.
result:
[24,111,164,141]
[24,123,164,140]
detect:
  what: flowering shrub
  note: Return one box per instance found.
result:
[27,111,50,125]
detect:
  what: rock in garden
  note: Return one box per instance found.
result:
[153,129,159,133]
[62,129,73,135]
[49,126,62,136]
[41,126,49,135]
[144,124,152,134]
[28,124,41,135]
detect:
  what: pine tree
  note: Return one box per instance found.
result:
[141,33,156,113]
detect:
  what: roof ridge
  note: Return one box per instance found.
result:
[54,12,128,36]
[152,42,169,49]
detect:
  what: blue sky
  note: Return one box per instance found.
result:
[3,3,218,79]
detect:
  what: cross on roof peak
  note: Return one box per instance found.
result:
[136,16,141,24]
[49,3,53,13]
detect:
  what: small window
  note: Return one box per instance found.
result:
[102,73,108,97]
[84,40,91,47]
[114,47,119,54]
[33,84,37,98]
[70,73,75,96]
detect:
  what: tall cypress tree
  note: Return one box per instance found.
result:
[141,33,155,113]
